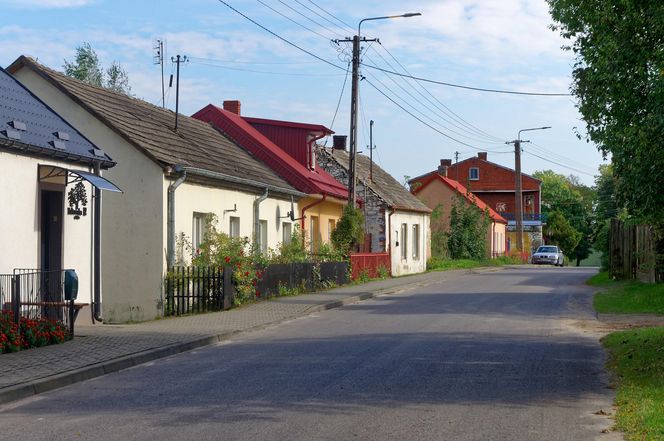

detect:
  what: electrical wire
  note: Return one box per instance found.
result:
[324,60,351,145]
[523,150,595,177]
[305,0,355,33]
[188,56,319,65]
[255,0,332,40]
[362,63,572,96]
[189,59,344,76]
[276,0,345,39]
[215,0,346,71]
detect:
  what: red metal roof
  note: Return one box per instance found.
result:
[413,173,507,224]
[242,116,333,135]
[192,105,348,200]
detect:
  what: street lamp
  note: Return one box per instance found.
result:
[343,12,421,207]
[508,126,551,252]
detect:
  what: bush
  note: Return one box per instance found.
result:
[331,205,365,256]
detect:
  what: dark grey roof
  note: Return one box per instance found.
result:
[320,147,431,213]
[0,67,114,167]
[8,56,296,194]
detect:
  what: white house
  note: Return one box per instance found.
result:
[317,145,431,276]
[0,66,121,312]
[9,56,305,323]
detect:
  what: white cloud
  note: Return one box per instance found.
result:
[4,0,95,8]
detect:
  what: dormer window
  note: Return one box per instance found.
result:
[469,167,479,180]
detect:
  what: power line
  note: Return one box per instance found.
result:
[276,0,345,39]
[255,0,332,40]
[362,63,572,96]
[188,56,319,65]
[189,59,344,77]
[305,0,355,33]
[326,61,351,141]
[523,150,595,177]
[215,0,346,71]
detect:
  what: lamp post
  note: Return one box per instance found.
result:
[508,126,551,252]
[342,12,421,207]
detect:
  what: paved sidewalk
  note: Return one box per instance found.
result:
[0,268,482,405]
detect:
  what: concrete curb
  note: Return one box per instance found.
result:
[0,283,416,406]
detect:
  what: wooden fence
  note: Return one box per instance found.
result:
[350,252,390,280]
[609,219,662,283]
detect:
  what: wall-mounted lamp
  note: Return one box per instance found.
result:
[223,203,237,214]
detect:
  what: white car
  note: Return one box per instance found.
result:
[531,245,565,266]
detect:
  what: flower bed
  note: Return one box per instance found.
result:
[0,310,70,354]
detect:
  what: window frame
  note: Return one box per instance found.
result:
[469,167,480,181]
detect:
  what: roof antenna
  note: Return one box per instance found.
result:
[153,39,165,108]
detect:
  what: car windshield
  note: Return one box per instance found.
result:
[536,246,558,253]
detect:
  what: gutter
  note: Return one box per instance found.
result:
[181,166,307,198]
[388,207,397,260]
[307,133,327,169]
[92,162,103,322]
[253,189,269,251]
[167,166,187,269]
[0,137,115,169]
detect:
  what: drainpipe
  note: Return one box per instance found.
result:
[253,188,269,251]
[92,161,103,322]
[167,166,187,269]
[300,194,327,250]
[307,133,327,170]
[388,207,397,270]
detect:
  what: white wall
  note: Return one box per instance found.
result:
[0,152,93,302]
[168,180,296,262]
[388,211,429,276]
[14,68,165,323]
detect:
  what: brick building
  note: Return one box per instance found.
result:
[412,152,543,253]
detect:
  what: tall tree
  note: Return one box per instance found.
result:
[533,170,591,265]
[63,42,131,95]
[548,1,664,229]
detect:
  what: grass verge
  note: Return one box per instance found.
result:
[590,272,664,314]
[426,255,522,272]
[602,328,664,440]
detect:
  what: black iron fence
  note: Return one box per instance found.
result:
[1,269,79,335]
[165,261,348,317]
[165,266,229,316]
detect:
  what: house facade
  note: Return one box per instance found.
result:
[192,101,350,252]
[10,57,303,323]
[410,168,507,258]
[317,146,431,276]
[0,67,120,309]
[413,152,542,253]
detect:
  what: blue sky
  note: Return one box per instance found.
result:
[1,0,607,185]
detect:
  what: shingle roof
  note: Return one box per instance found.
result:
[320,148,432,213]
[0,67,114,167]
[413,173,507,223]
[192,105,349,200]
[8,56,295,193]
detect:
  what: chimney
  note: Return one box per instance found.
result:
[478,152,487,161]
[223,100,241,115]
[332,135,347,150]
[438,159,452,177]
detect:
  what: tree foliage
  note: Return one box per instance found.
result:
[63,42,131,95]
[533,170,592,264]
[545,210,582,255]
[447,193,490,260]
[548,0,664,228]
[330,205,365,257]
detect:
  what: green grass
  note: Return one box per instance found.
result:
[591,272,664,314]
[602,328,664,440]
[579,248,603,267]
[426,255,522,272]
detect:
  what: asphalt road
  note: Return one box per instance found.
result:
[0,266,617,441]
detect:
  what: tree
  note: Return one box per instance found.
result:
[63,42,131,95]
[533,170,591,265]
[545,210,582,256]
[447,193,490,260]
[548,1,664,229]
[330,205,365,257]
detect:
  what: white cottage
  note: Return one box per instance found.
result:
[9,56,304,323]
[317,146,431,276]
[0,66,121,314]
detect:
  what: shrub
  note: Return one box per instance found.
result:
[331,205,365,256]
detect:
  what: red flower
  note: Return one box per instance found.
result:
[255,291,260,297]
[244,271,249,277]
[224,256,231,264]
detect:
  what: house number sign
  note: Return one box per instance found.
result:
[67,182,88,219]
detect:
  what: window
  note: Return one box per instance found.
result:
[259,220,268,254]
[192,212,208,249]
[328,219,336,242]
[412,224,420,260]
[310,216,320,253]
[229,216,240,238]
[469,167,479,180]
[400,223,408,260]
[282,222,292,245]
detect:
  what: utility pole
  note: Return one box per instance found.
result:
[454,150,459,181]
[171,55,188,131]
[368,119,375,182]
[335,12,421,207]
[153,40,165,109]
[506,126,551,252]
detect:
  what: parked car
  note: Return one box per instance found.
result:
[531,245,565,266]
